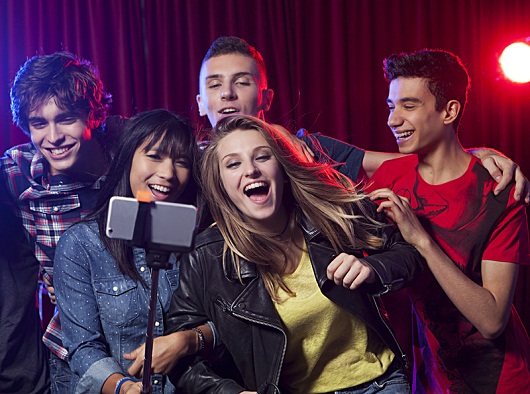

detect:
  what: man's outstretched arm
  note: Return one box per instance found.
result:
[294,130,529,201]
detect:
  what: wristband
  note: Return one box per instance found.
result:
[115,377,134,394]
[191,327,205,354]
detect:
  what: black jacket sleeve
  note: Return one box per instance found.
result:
[357,199,425,295]
[298,129,365,181]
[165,248,245,393]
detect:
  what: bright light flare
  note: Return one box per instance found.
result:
[499,42,530,84]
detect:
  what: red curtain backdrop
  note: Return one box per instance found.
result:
[1,0,529,329]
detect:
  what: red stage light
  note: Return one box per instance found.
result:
[499,41,530,83]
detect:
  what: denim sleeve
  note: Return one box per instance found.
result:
[75,357,126,394]
[55,226,125,393]
[297,129,365,181]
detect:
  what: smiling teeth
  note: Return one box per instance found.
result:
[244,182,267,192]
[50,147,70,155]
[396,131,414,139]
[150,184,170,193]
[221,108,237,114]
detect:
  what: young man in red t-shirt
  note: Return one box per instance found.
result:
[368,49,530,393]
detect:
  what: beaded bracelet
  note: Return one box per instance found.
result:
[115,377,134,394]
[191,327,205,354]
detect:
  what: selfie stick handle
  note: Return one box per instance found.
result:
[131,198,171,393]
[141,250,169,393]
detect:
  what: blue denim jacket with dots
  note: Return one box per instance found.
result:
[55,220,178,393]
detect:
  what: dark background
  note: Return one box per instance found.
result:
[1,0,529,329]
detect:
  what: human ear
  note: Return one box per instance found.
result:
[196,94,206,116]
[443,100,461,125]
[260,89,274,112]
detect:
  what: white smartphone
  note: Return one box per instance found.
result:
[106,196,198,252]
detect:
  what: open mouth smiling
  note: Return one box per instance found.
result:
[219,108,238,115]
[244,181,270,200]
[48,145,74,155]
[395,130,414,140]
[149,184,171,194]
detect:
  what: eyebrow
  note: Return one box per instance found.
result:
[220,145,271,162]
[27,110,79,123]
[27,116,45,123]
[387,97,423,104]
[205,71,255,81]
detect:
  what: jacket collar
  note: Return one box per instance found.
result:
[223,249,260,282]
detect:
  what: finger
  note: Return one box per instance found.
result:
[326,253,346,279]
[518,171,530,203]
[122,349,137,360]
[340,264,362,289]
[512,168,528,202]
[125,382,143,394]
[330,260,353,286]
[384,192,409,206]
[481,156,503,186]
[380,207,397,222]
[377,199,405,215]
[348,267,372,290]
[370,189,410,209]
[46,283,56,297]
[493,170,512,195]
[368,188,393,200]
[127,357,144,378]
[332,255,362,286]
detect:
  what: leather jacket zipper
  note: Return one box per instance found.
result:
[371,294,409,369]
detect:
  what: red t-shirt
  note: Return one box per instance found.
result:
[367,154,530,393]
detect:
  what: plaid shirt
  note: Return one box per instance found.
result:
[1,142,104,359]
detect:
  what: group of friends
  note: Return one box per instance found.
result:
[1,36,529,394]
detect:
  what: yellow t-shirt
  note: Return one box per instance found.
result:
[275,245,394,393]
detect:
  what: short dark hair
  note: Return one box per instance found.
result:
[201,36,268,89]
[383,49,470,129]
[10,51,112,135]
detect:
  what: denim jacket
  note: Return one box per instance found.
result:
[55,220,178,393]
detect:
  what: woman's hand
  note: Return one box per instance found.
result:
[327,253,375,290]
[124,331,195,377]
[121,381,142,394]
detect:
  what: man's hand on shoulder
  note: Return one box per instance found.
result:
[470,147,530,203]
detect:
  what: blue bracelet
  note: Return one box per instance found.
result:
[115,377,134,394]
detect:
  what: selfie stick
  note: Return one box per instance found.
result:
[132,192,172,394]
[141,249,170,394]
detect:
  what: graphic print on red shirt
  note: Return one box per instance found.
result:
[367,155,530,393]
